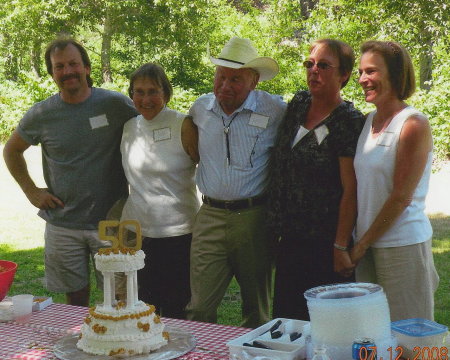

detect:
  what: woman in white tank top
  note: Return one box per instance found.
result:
[353,41,439,321]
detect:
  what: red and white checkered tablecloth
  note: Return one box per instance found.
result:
[0,303,251,360]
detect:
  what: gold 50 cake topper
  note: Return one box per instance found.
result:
[98,220,143,251]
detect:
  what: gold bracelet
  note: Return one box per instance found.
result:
[333,243,348,251]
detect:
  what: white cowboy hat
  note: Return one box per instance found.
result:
[210,37,279,81]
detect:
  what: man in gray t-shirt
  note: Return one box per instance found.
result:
[3,37,137,306]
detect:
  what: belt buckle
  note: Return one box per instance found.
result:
[224,200,234,210]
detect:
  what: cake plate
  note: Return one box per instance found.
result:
[53,326,196,360]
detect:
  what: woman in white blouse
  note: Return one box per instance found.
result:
[120,63,199,319]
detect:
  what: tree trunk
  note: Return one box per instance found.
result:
[101,10,114,84]
[419,36,433,91]
[4,54,18,81]
[300,0,318,19]
[3,34,19,81]
[31,40,42,79]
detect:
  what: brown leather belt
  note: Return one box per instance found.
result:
[202,194,267,211]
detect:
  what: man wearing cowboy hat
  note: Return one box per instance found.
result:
[186,37,286,327]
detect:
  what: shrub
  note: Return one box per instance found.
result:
[0,80,34,142]
[170,86,200,113]
[412,61,450,163]
[17,72,57,104]
[1,66,449,167]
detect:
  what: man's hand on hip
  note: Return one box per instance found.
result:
[26,187,64,210]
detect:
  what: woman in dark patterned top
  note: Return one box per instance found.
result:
[268,39,365,320]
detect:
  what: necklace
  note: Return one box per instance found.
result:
[371,118,388,134]
[305,98,343,130]
[372,113,396,134]
[372,104,407,134]
[222,113,239,166]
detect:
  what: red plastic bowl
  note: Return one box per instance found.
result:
[0,260,18,301]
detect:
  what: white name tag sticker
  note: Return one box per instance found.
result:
[153,127,171,141]
[314,125,329,145]
[89,114,109,129]
[249,113,269,129]
[377,131,395,147]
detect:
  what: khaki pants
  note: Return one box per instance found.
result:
[186,204,272,328]
[44,223,110,293]
[355,240,439,321]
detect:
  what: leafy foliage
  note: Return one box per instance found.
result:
[0,80,34,142]
[0,0,449,159]
[412,41,450,163]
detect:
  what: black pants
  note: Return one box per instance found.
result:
[137,233,192,319]
[272,233,354,320]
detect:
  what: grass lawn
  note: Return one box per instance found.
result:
[0,145,448,327]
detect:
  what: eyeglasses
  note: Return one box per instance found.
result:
[132,89,162,98]
[303,60,336,71]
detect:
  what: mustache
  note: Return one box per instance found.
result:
[61,74,80,82]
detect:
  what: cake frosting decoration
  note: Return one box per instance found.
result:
[76,220,168,356]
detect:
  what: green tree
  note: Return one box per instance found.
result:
[377,0,450,90]
[306,0,450,90]
[0,0,80,81]
[0,0,228,90]
[1,0,449,158]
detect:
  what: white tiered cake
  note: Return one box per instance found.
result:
[76,221,168,357]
